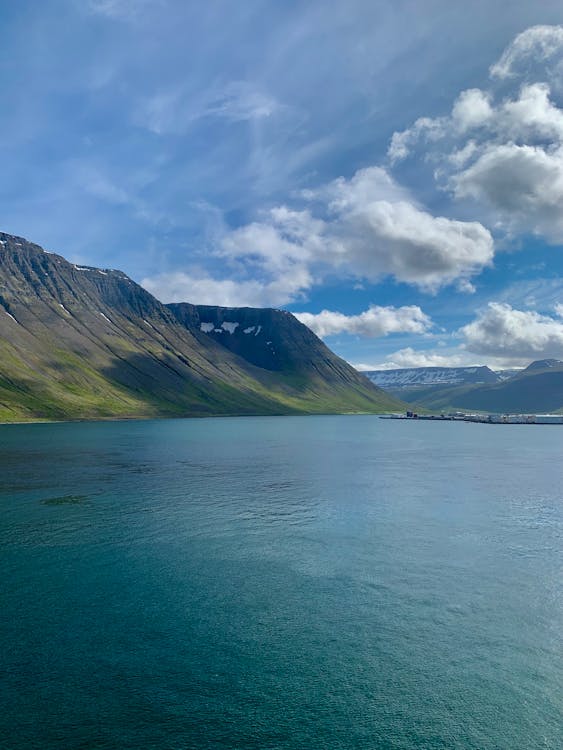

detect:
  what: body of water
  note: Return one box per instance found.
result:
[1,415,562,749]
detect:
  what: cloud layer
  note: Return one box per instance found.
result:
[389,25,563,242]
[361,301,563,371]
[490,25,563,79]
[144,165,494,306]
[461,302,563,359]
[294,305,432,338]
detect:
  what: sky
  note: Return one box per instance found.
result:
[3,1,563,370]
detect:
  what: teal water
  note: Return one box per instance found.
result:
[1,415,562,749]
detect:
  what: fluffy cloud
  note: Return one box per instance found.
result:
[453,143,563,239]
[490,25,563,79]
[387,26,563,242]
[391,81,563,163]
[327,192,493,290]
[220,208,323,271]
[451,88,493,132]
[365,347,476,370]
[353,302,563,371]
[388,116,446,163]
[141,166,493,305]
[461,302,563,359]
[294,305,432,338]
[141,270,309,307]
[498,82,563,141]
[213,166,494,296]
[450,84,563,240]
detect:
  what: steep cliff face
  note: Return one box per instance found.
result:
[167,302,404,415]
[170,303,380,385]
[0,232,403,421]
[0,233,274,419]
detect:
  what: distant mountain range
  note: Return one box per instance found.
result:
[364,361,563,414]
[0,232,402,421]
[366,366,500,389]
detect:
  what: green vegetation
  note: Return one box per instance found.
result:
[0,232,403,422]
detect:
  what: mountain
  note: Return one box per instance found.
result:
[0,232,402,421]
[364,366,500,389]
[442,360,563,414]
[494,368,522,381]
[369,360,563,414]
[522,358,563,372]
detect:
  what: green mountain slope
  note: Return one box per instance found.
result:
[169,303,405,414]
[0,232,402,421]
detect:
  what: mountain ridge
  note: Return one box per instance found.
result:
[0,232,402,421]
[364,365,500,389]
[363,362,563,413]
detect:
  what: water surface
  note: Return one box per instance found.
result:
[1,416,562,749]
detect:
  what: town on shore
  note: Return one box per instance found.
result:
[384,411,563,424]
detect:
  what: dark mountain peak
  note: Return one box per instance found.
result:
[168,302,375,389]
[0,232,178,327]
[524,359,563,372]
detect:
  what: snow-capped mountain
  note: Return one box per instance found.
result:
[363,366,500,390]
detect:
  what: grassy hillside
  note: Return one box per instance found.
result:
[0,233,403,421]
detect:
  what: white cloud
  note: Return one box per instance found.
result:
[499,83,563,142]
[328,194,493,291]
[355,301,563,372]
[453,143,563,240]
[294,305,432,338]
[388,116,446,163]
[461,302,563,359]
[175,166,494,303]
[141,270,307,307]
[138,81,280,135]
[387,26,563,243]
[448,140,479,168]
[456,279,476,294]
[220,208,323,270]
[390,82,563,164]
[319,164,410,208]
[354,344,530,371]
[141,166,493,307]
[83,171,131,206]
[490,25,563,79]
[452,88,492,131]
[375,347,477,369]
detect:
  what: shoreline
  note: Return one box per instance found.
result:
[382,413,563,425]
[0,410,386,426]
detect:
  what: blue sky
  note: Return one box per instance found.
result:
[4,1,563,369]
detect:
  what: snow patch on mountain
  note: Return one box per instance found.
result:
[221,321,239,334]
